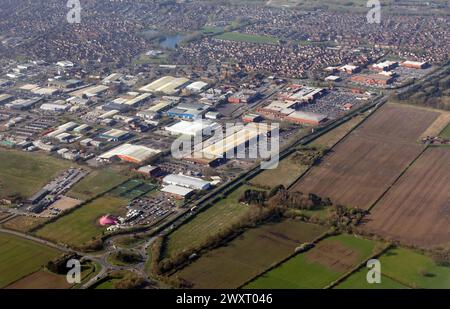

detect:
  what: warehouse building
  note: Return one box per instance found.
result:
[5,97,42,110]
[139,76,190,94]
[99,143,161,164]
[370,61,398,71]
[166,102,209,120]
[163,174,211,191]
[99,129,130,141]
[161,185,194,199]
[200,123,275,159]
[40,102,70,113]
[185,81,208,93]
[0,94,13,105]
[401,60,429,69]
[339,64,360,74]
[350,74,394,86]
[285,111,328,125]
[165,120,220,136]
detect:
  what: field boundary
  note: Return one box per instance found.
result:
[324,242,392,289]
[287,106,381,191]
[237,229,335,289]
[366,145,429,212]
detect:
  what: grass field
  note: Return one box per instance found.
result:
[110,179,156,200]
[67,168,129,201]
[215,32,279,44]
[250,152,309,189]
[335,267,408,289]
[2,215,48,232]
[173,220,327,288]
[439,123,450,139]
[0,233,61,288]
[376,248,450,288]
[163,185,264,257]
[245,234,382,289]
[0,149,73,200]
[35,196,128,247]
[5,270,72,289]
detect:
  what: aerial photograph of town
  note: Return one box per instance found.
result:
[0,0,449,302]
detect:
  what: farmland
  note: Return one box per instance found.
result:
[291,104,439,210]
[0,232,61,288]
[335,267,408,289]
[172,220,327,288]
[364,147,450,249]
[339,247,450,289]
[245,234,383,289]
[4,270,72,289]
[309,113,366,149]
[67,168,129,201]
[163,185,264,258]
[35,195,128,247]
[440,123,450,139]
[250,152,309,189]
[0,149,73,200]
[2,215,48,233]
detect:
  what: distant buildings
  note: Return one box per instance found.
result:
[350,73,394,86]
[401,60,429,69]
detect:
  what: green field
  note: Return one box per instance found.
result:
[439,123,450,139]
[35,196,128,247]
[375,248,450,288]
[0,149,73,200]
[245,234,382,289]
[173,220,327,288]
[215,32,279,44]
[110,179,156,200]
[163,185,264,257]
[335,267,408,289]
[0,233,61,288]
[250,152,309,189]
[68,168,129,201]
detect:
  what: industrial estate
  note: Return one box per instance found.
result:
[0,0,449,292]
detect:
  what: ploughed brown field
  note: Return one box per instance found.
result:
[291,104,440,210]
[363,147,450,249]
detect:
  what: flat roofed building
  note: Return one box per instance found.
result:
[165,120,220,136]
[139,76,190,94]
[99,129,130,141]
[99,143,160,164]
[0,94,13,105]
[40,103,70,112]
[186,81,208,93]
[161,185,193,199]
[401,60,429,69]
[163,174,210,190]
[285,111,328,125]
[201,123,275,158]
